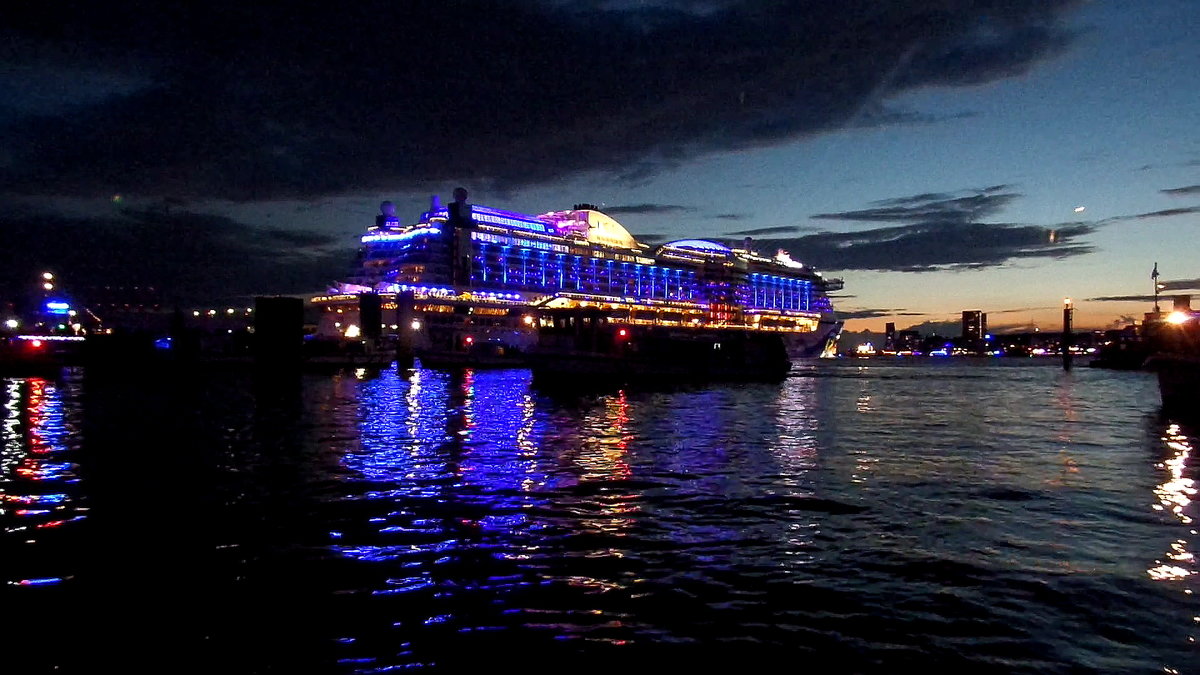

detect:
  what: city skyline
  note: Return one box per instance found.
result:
[2,1,1197,332]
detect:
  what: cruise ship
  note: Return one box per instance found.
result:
[311,196,843,364]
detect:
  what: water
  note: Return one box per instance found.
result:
[2,360,1196,673]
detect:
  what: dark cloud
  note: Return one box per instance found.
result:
[603,204,691,216]
[1086,295,1158,303]
[1161,185,1200,197]
[898,320,962,336]
[724,225,803,236]
[0,1,1082,200]
[839,308,923,320]
[749,187,1095,272]
[0,208,346,306]
[1159,278,1200,292]
[1123,206,1200,219]
[712,214,749,221]
[844,105,977,129]
[988,305,1060,314]
[262,228,339,247]
[632,233,669,243]
[1088,278,1200,303]
[814,186,1018,223]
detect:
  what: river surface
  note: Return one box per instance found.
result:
[2,360,1196,673]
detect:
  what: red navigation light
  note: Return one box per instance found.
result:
[464,336,474,345]
[30,339,44,348]
[617,328,628,338]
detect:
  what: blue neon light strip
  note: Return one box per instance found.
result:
[662,239,732,254]
[421,205,551,234]
[362,226,441,244]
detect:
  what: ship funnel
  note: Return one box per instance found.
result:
[377,200,399,229]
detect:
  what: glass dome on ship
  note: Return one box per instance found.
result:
[311,195,844,360]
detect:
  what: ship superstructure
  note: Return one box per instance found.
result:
[313,197,843,359]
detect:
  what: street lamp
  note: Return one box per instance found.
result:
[1062,298,1074,371]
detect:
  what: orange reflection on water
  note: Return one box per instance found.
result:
[1148,424,1196,583]
[574,390,633,483]
[572,390,636,536]
[1153,424,1196,525]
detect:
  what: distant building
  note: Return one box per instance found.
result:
[896,330,922,352]
[884,322,896,351]
[962,310,986,341]
[962,310,987,351]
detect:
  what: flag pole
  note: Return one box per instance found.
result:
[1152,262,1160,313]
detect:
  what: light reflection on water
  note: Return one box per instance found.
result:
[0,361,1196,672]
[1149,424,1195,583]
[1,374,86,589]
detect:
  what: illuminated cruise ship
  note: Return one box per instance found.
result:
[312,196,843,362]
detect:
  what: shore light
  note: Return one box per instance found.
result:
[1167,311,1190,325]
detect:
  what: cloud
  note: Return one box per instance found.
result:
[897,320,962,336]
[1123,206,1200,219]
[749,187,1095,272]
[1161,185,1200,197]
[813,186,1018,223]
[839,308,923,320]
[603,204,691,215]
[0,208,345,306]
[724,225,803,236]
[0,1,1084,200]
[988,305,1061,314]
[1159,278,1200,292]
[631,233,669,243]
[1085,295,1158,303]
[1087,278,1200,303]
[712,213,749,221]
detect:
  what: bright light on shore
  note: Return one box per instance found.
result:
[1167,311,1191,325]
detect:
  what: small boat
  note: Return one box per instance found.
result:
[0,335,82,377]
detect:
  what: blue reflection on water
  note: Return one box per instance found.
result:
[335,368,557,568]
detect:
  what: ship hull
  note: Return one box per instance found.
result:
[781,318,842,359]
[530,311,791,384]
[1147,353,1200,418]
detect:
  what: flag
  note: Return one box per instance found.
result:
[1151,262,1159,280]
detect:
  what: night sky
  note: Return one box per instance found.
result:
[3,0,1197,332]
